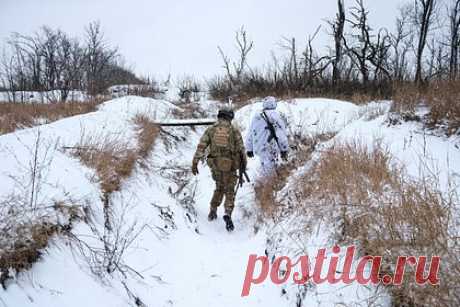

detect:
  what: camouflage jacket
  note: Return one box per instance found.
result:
[193,119,246,170]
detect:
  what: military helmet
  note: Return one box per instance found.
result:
[217,106,234,120]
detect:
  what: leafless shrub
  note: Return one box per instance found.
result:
[207,76,233,101]
[65,203,146,280]
[61,115,160,284]
[177,76,202,103]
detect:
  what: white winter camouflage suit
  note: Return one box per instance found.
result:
[245,97,289,176]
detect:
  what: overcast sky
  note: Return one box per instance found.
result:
[0,0,405,80]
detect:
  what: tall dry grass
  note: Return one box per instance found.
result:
[392,81,460,135]
[72,134,137,194]
[0,200,84,288]
[425,81,460,134]
[0,100,102,135]
[0,222,58,288]
[70,114,159,194]
[254,139,458,306]
[278,140,459,306]
[133,114,160,161]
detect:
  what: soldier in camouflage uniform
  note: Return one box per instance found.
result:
[192,107,247,232]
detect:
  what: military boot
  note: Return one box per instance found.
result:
[223,215,234,232]
[208,209,217,221]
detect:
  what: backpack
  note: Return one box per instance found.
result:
[208,122,237,172]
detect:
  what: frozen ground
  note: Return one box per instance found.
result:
[0,96,458,306]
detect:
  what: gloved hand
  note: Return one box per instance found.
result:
[281,151,288,161]
[247,151,254,158]
[192,159,199,175]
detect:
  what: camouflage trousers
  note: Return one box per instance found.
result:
[210,168,238,217]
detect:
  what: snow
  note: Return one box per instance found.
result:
[332,103,460,193]
[236,98,360,137]
[0,96,458,307]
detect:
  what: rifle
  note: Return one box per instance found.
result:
[261,111,282,151]
[238,152,250,188]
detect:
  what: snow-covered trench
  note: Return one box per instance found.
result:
[1,96,458,307]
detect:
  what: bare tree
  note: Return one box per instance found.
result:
[301,27,330,86]
[330,0,346,85]
[0,49,19,102]
[0,22,145,101]
[343,0,374,85]
[369,29,392,82]
[84,21,118,96]
[56,35,86,101]
[448,0,460,79]
[3,38,29,102]
[279,37,300,88]
[390,5,414,81]
[412,0,437,83]
[218,26,254,91]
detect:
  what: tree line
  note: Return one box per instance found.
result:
[209,0,460,100]
[0,21,143,102]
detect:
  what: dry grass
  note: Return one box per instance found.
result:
[72,134,137,194]
[133,114,160,160]
[0,201,84,289]
[0,100,102,135]
[68,115,159,234]
[300,140,396,204]
[391,82,423,116]
[254,132,335,220]
[71,114,159,194]
[0,222,58,287]
[280,140,459,306]
[425,81,460,134]
[0,112,159,288]
[391,81,460,135]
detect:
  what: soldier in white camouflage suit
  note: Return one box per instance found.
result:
[245,96,289,177]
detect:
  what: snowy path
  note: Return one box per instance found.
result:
[105,122,291,307]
